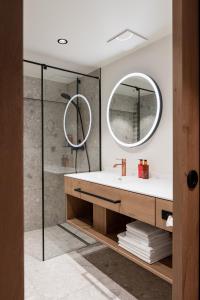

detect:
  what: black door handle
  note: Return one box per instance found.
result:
[74,188,121,204]
[187,170,198,189]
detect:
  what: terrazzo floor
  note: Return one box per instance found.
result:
[25,224,172,300]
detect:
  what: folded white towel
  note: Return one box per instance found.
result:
[118,232,172,257]
[117,221,173,264]
[126,230,170,247]
[126,221,166,239]
[117,232,172,253]
[119,242,172,264]
[118,239,172,259]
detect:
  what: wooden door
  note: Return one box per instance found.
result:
[173,0,199,299]
[0,1,23,299]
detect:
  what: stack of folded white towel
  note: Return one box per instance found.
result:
[117,221,172,264]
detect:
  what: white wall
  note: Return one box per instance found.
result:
[101,35,172,178]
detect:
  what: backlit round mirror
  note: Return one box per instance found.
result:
[107,73,162,147]
[63,94,92,148]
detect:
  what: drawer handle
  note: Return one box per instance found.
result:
[161,210,173,220]
[74,188,121,204]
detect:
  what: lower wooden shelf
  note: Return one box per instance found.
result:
[67,218,173,284]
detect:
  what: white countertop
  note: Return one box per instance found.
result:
[64,171,173,201]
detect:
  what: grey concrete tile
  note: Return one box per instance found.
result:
[24,188,42,232]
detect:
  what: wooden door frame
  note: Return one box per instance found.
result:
[0,0,199,299]
[173,0,199,299]
[0,1,23,300]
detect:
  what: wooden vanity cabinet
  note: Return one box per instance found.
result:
[119,190,155,225]
[64,176,173,284]
[64,177,156,225]
[64,177,81,198]
[79,180,121,213]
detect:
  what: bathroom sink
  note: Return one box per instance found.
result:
[116,175,134,182]
[88,172,134,184]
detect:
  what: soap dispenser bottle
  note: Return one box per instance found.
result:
[142,160,149,179]
[138,159,143,178]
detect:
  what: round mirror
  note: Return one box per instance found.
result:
[107,73,162,147]
[63,94,92,148]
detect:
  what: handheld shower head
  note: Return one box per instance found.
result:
[61,93,79,109]
[61,93,71,100]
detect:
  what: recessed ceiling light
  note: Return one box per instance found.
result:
[57,38,68,45]
[107,29,148,43]
[116,31,134,41]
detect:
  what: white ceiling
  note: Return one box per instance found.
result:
[24,0,172,73]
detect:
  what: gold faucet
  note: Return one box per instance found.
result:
[113,159,126,176]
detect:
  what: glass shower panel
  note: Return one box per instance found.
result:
[43,67,76,259]
[43,66,100,259]
[23,61,43,260]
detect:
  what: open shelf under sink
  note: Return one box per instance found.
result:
[67,217,173,284]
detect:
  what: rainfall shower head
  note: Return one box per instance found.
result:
[61,93,71,100]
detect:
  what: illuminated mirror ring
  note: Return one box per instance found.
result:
[63,94,92,148]
[107,72,162,148]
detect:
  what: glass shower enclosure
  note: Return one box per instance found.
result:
[23,60,101,260]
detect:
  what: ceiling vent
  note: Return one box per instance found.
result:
[107,29,148,43]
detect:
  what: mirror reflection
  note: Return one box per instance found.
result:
[108,73,162,147]
[63,94,91,148]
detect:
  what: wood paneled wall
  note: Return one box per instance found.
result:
[0,1,23,299]
[173,0,199,299]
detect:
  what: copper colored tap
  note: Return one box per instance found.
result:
[113,159,126,176]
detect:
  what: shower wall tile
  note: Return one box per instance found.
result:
[65,80,76,98]
[24,99,42,149]
[24,146,42,190]
[44,173,65,227]
[24,76,41,100]
[24,97,42,231]
[90,146,100,171]
[44,79,68,103]
[24,76,68,102]
[43,101,69,167]
[24,188,42,231]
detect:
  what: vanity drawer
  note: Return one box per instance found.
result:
[64,177,82,198]
[119,191,155,225]
[78,180,121,212]
[156,198,173,232]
